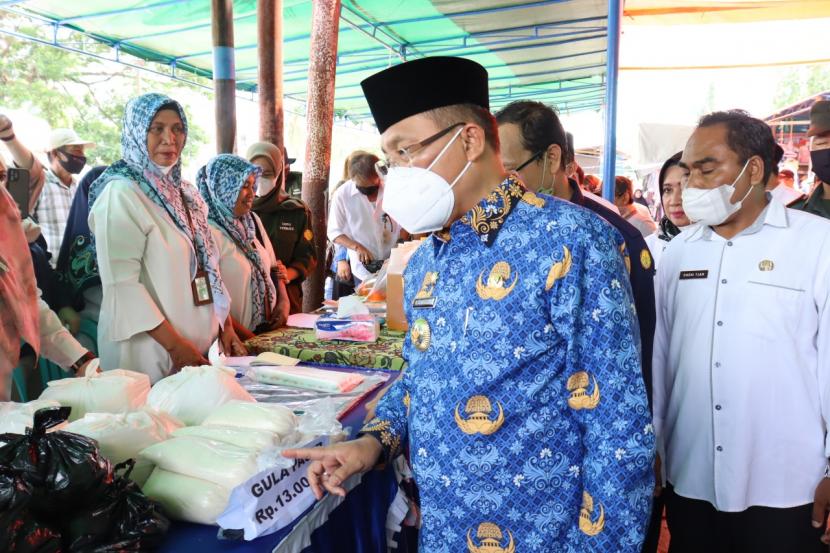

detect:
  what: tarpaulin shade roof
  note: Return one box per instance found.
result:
[3,0,611,121]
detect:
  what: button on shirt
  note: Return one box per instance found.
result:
[326,179,400,282]
[653,199,830,512]
[34,168,77,266]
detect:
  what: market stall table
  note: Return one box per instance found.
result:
[246,327,406,371]
[159,365,405,553]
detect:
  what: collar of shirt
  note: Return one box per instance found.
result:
[683,194,787,243]
[450,174,526,248]
[46,168,77,190]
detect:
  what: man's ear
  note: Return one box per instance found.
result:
[461,123,487,161]
[547,143,562,175]
[748,155,766,186]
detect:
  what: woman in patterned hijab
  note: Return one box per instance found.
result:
[197,154,288,332]
[88,93,246,380]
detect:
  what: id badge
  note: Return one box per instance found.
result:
[191,270,214,306]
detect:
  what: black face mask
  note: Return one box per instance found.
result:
[811,148,830,184]
[57,150,87,175]
[356,185,379,196]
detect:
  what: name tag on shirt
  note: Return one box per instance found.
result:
[679,270,709,280]
[279,223,296,232]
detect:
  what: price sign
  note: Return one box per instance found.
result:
[217,436,328,540]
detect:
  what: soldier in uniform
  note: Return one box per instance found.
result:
[790,100,830,219]
[285,56,654,551]
[248,142,317,313]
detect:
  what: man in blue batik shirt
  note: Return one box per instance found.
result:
[285,56,654,552]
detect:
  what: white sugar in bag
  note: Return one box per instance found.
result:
[146,365,254,426]
[41,369,150,421]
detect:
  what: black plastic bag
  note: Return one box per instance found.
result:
[0,407,112,519]
[64,460,169,553]
[5,516,63,553]
[0,469,62,553]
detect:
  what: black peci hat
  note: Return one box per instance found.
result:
[360,56,490,134]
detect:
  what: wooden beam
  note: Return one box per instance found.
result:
[301,0,341,311]
[211,0,237,153]
[257,0,284,147]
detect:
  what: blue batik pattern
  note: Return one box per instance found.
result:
[362,176,654,552]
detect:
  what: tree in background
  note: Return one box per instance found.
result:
[0,14,208,165]
[773,63,830,109]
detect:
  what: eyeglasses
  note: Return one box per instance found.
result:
[375,122,465,177]
[514,150,545,172]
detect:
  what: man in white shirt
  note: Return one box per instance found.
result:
[654,109,830,552]
[326,152,400,286]
[614,175,658,237]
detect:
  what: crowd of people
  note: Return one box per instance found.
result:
[0,93,318,392]
[2,54,830,552]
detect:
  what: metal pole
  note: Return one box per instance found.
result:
[211,0,237,153]
[257,0,284,147]
[301,0,341,311]
[601,0,622,201]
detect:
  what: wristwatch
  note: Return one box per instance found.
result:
[70,351,96,375]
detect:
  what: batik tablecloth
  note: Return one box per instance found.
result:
[245,326,406,371]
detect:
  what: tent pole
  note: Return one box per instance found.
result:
[211,0,237,153]
[602,0,622,201]
[301,0,341,312]
[257,0,284,148]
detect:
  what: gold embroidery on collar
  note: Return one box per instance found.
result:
[461,178,525,241]
[521,190,545,208]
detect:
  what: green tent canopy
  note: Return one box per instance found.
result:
[2,0,609,120]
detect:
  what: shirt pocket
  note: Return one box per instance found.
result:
[744,278,806,339]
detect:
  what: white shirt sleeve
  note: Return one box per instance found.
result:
[89,181,166,342]
[37,289,87,369]
[326,184,349,243]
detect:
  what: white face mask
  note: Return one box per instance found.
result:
[681,159,753,227]
[152,161,175,176]
[256,176,277,197]
[382,127,471,234]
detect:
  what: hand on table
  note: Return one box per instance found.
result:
[75,358,100,377]
[221,323,248,357]
[169,338,208,371]
[282,435,383,499]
